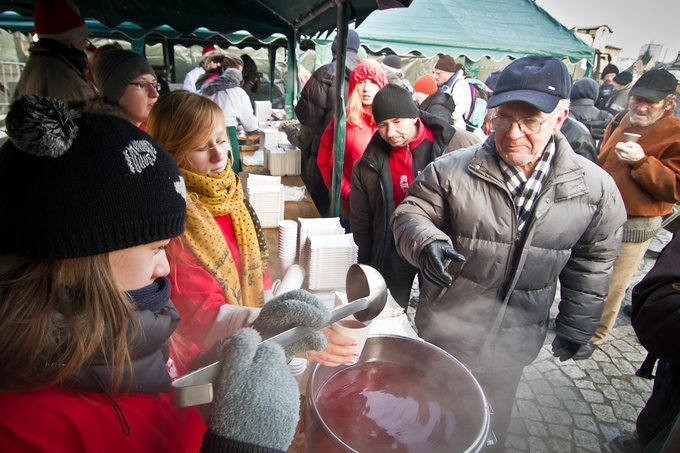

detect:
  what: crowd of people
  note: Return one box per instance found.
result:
[1,0,680,451]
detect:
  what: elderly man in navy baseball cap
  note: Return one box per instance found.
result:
[390,54,626,447]
[486,55,573,177]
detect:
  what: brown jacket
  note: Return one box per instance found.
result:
[598,112,680,217]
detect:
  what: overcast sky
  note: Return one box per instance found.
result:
[536,0,680,62]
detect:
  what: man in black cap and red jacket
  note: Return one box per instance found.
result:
[350,84,453,309]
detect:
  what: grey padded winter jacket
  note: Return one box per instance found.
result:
[391,133,626,371]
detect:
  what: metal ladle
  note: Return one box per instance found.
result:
[172,263,388,407]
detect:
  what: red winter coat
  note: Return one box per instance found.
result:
[0,386,205,452]
[317,111,377,211]
[168,214,271,376]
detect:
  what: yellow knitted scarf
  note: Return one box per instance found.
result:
[181,168,268,307]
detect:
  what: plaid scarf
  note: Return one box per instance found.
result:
[498,138,555,233]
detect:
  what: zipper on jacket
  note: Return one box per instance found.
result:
[468,163,521,300]
[365,158,391,268]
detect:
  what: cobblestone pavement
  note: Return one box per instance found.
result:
[503,254,657,452]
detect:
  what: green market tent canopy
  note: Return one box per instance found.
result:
[1,0,413,217]
[0,11,287,49]
[353,0,594,63]
[0,0,410,38]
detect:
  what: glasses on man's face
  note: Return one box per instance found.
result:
[490,114,550,135]
[129,81,161,93]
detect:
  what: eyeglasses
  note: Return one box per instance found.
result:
[490,114,552,135]
[129,81,161,93]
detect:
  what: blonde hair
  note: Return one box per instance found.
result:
[347,86,371,127]
[0,254,134,392]
[146,90,229,168]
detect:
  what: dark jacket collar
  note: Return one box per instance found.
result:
[66,278,180,394]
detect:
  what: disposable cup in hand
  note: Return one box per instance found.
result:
[623,132,641,143]
[331,317,371,364]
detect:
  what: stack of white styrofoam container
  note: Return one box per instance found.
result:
[297,217,345,271]
[246,174,284,228]
[277,220,298,271]
[266,144,301,176]
[254,100,272,123]
[306,233,358,291]
[259,128,281,155]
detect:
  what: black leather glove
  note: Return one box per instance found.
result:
[207,328,299,451]
[419,241,465,288]
[551,336,582,362]
[252,289,329,361]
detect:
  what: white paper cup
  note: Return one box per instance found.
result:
[288,357,310,393]
[623,132,641,143]
[331,317,371,364]
[273,264,305,296]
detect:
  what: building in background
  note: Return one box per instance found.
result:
[572,25,621,77]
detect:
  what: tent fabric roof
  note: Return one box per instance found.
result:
[0,11,287,48]
[0,0,410,38]
[353,0,594,63]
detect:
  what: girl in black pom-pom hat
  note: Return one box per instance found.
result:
[0,95,329,452]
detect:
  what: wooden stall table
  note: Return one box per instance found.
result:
[239,170,320,281]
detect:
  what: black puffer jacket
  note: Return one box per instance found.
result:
[392,134,626,371]
[631,234,680,446]
[350,111,453,269]
[418,91,456,126]
[560,116,598,162]
[295,54,359,214]
[294,53,359,157]
[570,78,614,141]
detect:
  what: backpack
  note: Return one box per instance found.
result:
[464,78,488,131]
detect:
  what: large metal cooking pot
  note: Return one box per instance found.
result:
[305,335,491,452]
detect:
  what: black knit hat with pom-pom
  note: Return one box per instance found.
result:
[0,95,187,259]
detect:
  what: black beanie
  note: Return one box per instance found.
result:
[372,84,420,124]
[93,49,155,103]
[0,96,187,259]
[613,71,633,86]
[601,64,619,78]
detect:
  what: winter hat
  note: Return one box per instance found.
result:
[434,54,458,73]
[0,96,187,259]
[371,84,419,124]
[613,71,633,86]
[382,55,402,70]
[484,71,501,92]
[331,29,361,54]
[93,49,155,103]
[601,64,619,78]
[202,44,217,55]
[224,68,244,86]
[34,0,84,35]
[348,59,388,95]
[570,77,599,102]
[413,74,438,96]
[487,55,571,113]
[629,69,678,102]
[33,0,88,44]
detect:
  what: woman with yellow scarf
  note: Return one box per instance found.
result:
[148,91,360,375]
[147,91,271,374]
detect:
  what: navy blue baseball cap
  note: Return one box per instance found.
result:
[487,56,571,113]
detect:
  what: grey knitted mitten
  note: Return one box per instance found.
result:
[208,328,299,451]
[252,289,329,360]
